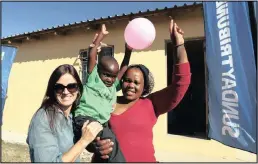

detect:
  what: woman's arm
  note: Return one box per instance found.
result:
[148,19,191,117]
[117,44,132,80]
[27,112,102,162]
[62,121,103,162]
[149,62,191,116]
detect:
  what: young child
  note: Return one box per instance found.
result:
[73,24,132,162]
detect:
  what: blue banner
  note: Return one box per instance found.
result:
[203,2,257,153]
[254,2,257,18]
[1,45,17,125]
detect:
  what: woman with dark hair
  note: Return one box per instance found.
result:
[93,19,191,162]
[27,64,103,162]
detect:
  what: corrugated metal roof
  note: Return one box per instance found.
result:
[1,2,202,41]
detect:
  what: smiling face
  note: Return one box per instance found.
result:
[55,73,79,109]
[121,68,145,101]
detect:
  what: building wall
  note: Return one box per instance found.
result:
[2,7,255,162]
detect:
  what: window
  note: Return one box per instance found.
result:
[98,45,115,60]
[79,45,115,84]
[79,49,88,85]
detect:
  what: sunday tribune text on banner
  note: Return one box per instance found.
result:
[203,2,257,153]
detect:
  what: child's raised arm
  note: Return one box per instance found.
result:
[88,24,109,74]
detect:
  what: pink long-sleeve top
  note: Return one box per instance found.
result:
[110,62,191,162]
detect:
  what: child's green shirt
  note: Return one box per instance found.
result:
[74,65,120,124]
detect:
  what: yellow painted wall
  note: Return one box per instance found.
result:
[2,7,256,162]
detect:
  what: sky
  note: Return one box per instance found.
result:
[2,2,196,38]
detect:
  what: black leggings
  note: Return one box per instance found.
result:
[73,115,126,163]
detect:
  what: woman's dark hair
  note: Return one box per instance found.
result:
[122,64,155,97]
[38,64,83,131]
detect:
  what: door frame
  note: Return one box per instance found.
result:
[165,37,210,138]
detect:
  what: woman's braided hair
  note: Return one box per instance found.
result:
[123,64,155,97]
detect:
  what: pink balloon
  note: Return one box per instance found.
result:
[124,18,156,50]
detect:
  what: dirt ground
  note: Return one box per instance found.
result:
[2,141,255,162]
[1,141,92,162]
[2,141,30,162]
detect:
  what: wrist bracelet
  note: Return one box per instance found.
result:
[89,43,96,48]
[175,43,184,48]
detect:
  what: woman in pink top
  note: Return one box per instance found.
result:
[93,19,191,162]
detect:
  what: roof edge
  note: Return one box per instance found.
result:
[1,2,202,43]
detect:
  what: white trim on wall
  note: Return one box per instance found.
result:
[2,130,27,145]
